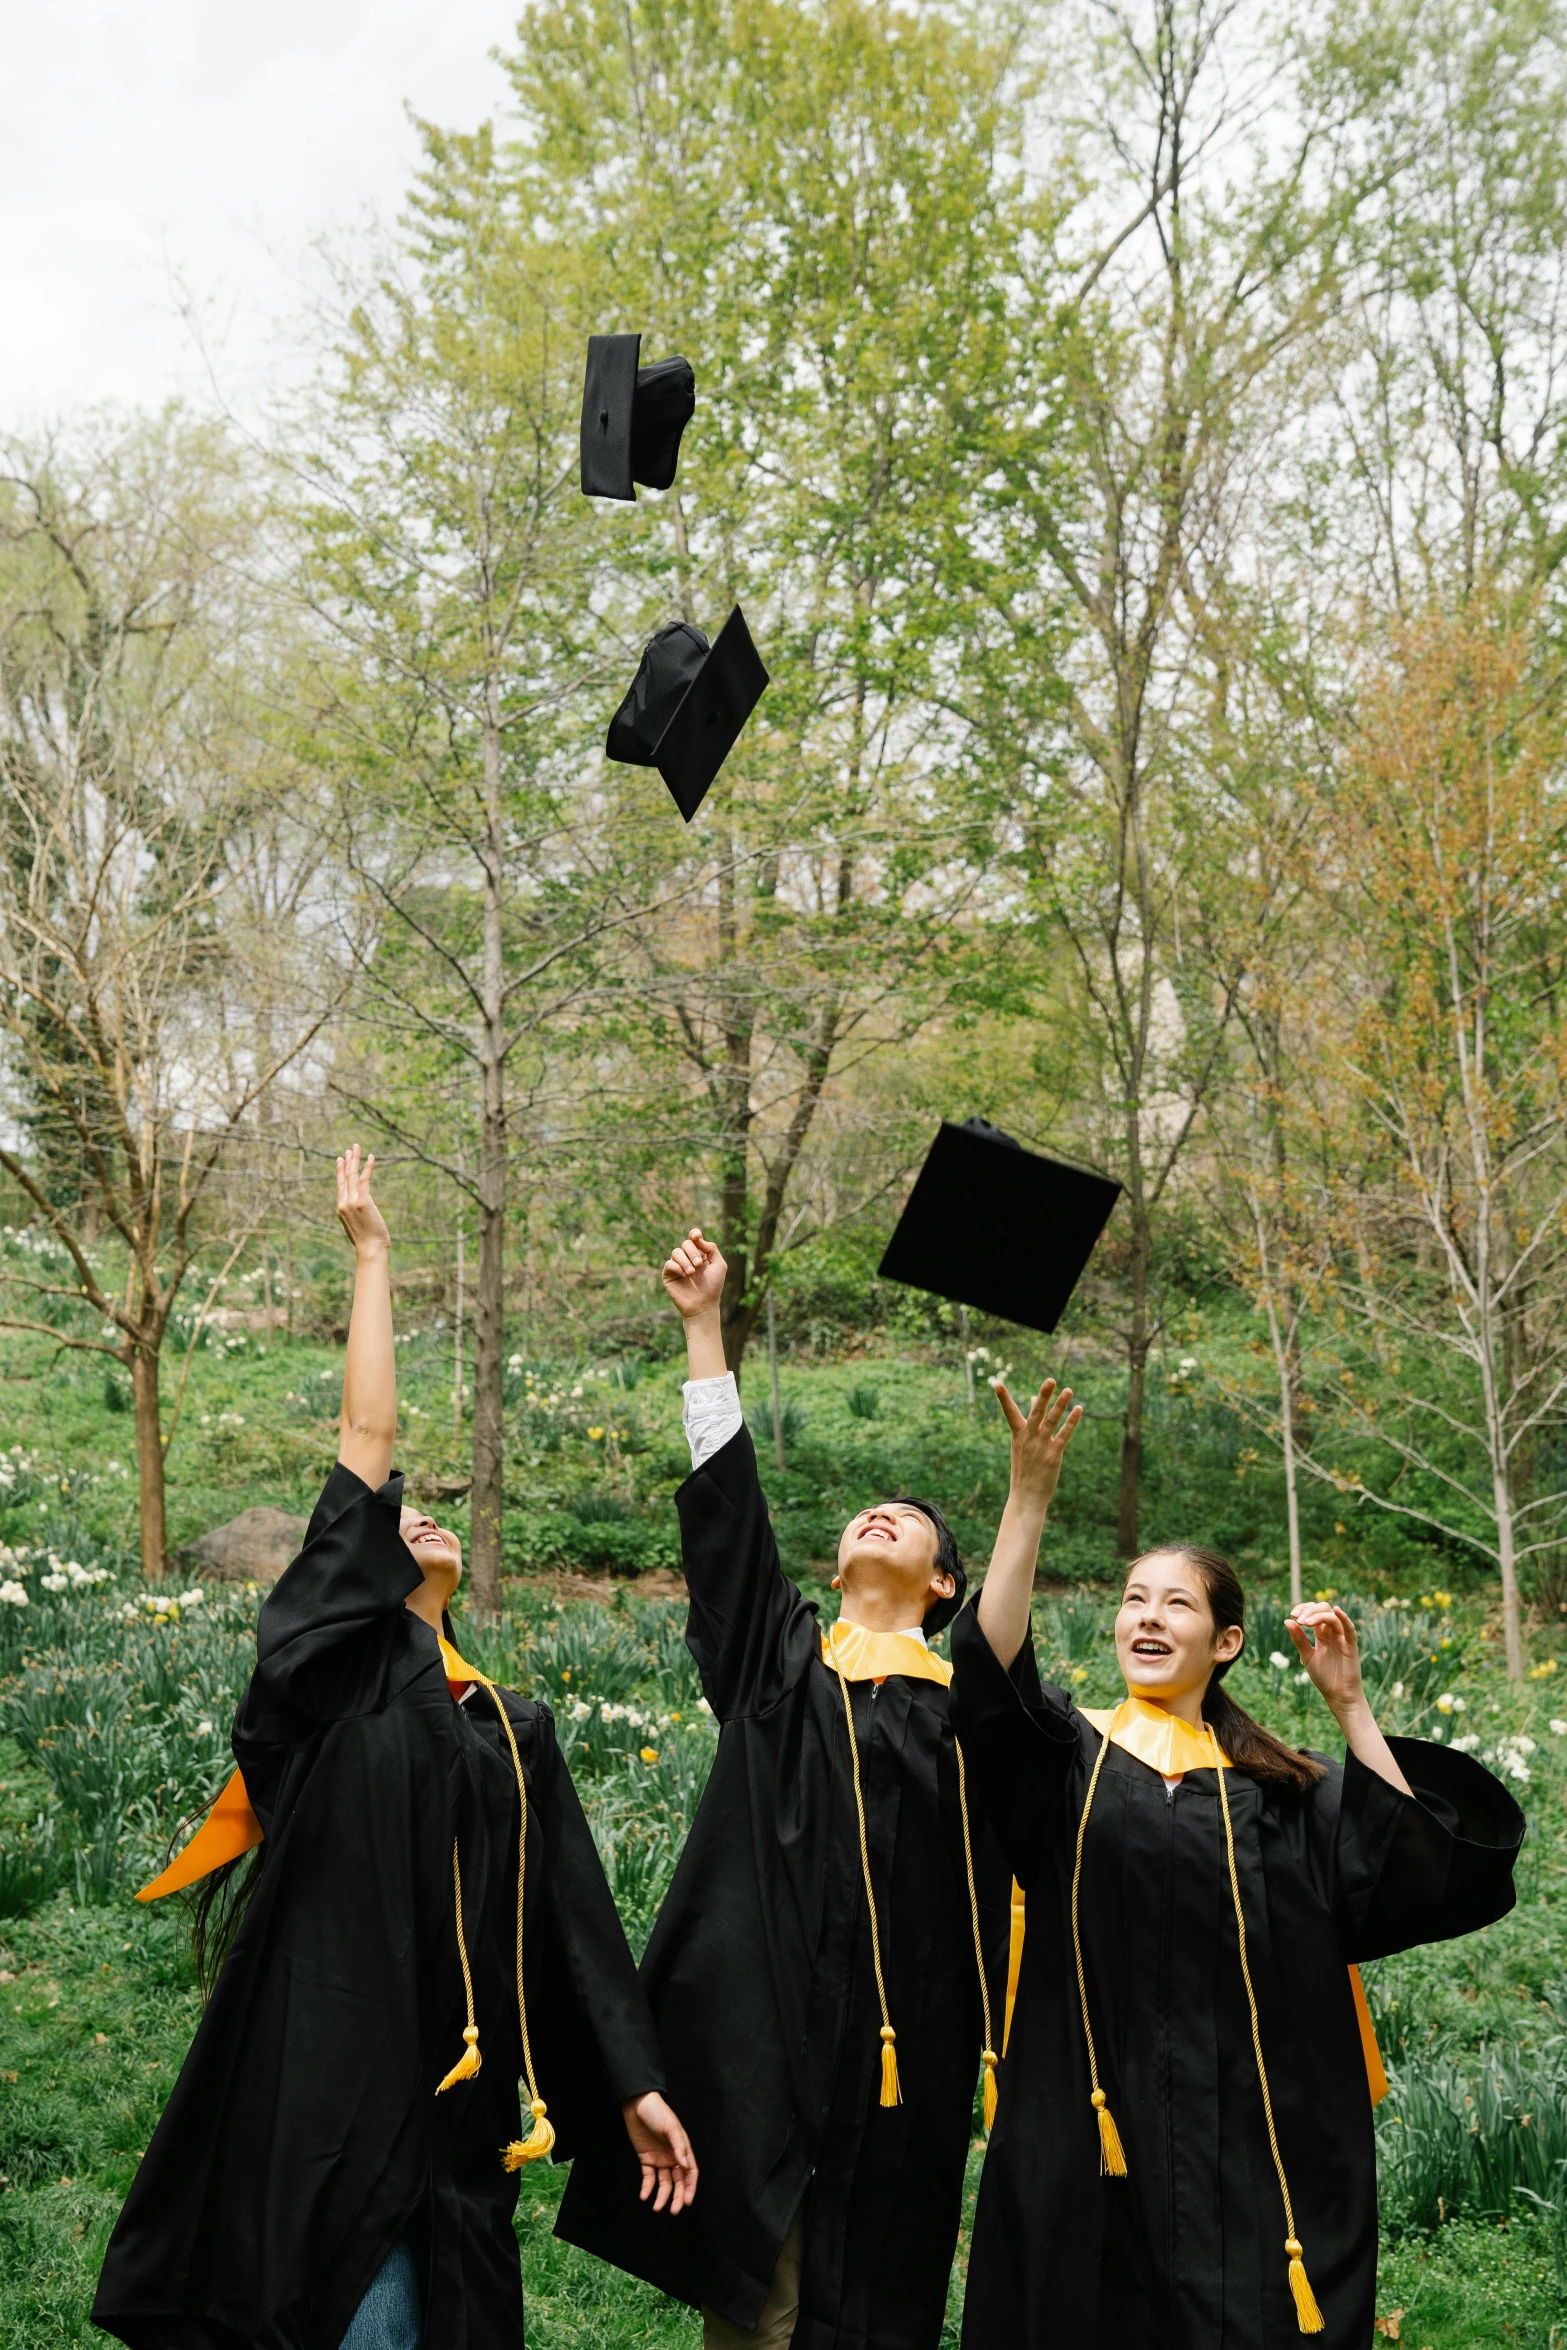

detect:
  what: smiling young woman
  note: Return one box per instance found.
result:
[558,1227,1013,2350]
[949,1382,1525,2350]
[93,1151,696,2350]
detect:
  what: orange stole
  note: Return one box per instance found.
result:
[136,1639,484,1903]
[136,1767,263,1902]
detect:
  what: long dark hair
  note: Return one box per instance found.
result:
[181,1828,265,2004]
[891,1497,966,1636]
[1131,1544,1326,1795]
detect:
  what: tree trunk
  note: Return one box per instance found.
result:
[1116,1175,1151,1559]
[1278,1343,1303,1609]
[715,839,755,1374]
[453,1200,466,1438]
[468,687,507,1624]
[132,1341,167,1583]
[1250,1166,1304,1606]
[767,1288,786,1472]
[1494,1461,1525,1682]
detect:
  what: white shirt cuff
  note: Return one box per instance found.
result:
[682,1372,744,1469]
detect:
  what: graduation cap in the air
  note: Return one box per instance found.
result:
[878,1118,1120,1335]
[580,333,696,501]
[605,605,770,820]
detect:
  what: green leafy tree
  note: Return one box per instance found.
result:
[297,124,676,1612]
[0,419,341,1576]
[505,0,1027,1366]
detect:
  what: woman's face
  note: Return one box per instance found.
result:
[400,1507,463,1598]
[1114,1551,1242,1704]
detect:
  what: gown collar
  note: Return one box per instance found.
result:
[438,1631,492,1698]
[1079,1692,1230,1775]
[821,1617,953,1687]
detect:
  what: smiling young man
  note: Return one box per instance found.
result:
[557,1229,1012,2350]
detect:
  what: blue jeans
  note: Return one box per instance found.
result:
[339,2239,422,2350]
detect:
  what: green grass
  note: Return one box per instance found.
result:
[4,1322,1567,2343]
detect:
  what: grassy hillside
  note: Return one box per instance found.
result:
[3,1323,1567,2345]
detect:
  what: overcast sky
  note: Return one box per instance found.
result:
[3,0,515,424]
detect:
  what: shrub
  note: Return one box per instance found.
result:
[847,1384,881,1420]
[748,1399,806,1446]
[1377,2041,1567,2235]
[1040,1594,1106,1665]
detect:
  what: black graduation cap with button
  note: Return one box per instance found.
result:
[605,605,770,822]
[878,1118,1121,1335]
[580,333,696,502]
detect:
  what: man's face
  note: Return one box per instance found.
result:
[834,1503,953,1621]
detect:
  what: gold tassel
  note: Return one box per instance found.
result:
[1285,2239,1326,2334]
[833,1657,905,2115]
[1071,1721,1128,2179]
[501,2098,557,2169]
[436,2022,481,2093]
[1091,2086,1127,2177]
[1210,1730,1325,2338]
[879,2024,902,2107]
[955,1738,999,2136]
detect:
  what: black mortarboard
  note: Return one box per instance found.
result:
[605,605,769,821]
[580,333,696,501]
[878,1118,1120,1335]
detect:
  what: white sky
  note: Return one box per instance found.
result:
[2,0,515,423]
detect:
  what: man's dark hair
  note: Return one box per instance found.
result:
[890,1497,966,1636]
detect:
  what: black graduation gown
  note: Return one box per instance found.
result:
[947,1605,1526,2350]
[93,1464,663,2350]
[556,1425,1012,2350]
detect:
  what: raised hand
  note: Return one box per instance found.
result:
[993,1378,1082,1519]
[662,1227,726,1320]
[1287,1602,1365,1714]
[335,1145,391,1259]
[622,2089,699,2215]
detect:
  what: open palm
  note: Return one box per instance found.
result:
[994,1378,1082,1515]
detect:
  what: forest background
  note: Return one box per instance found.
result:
[7,0,1567,2339]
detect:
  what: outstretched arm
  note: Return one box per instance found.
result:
[1289,1602,1413,1796]
[663,1227,728,1380]
[974,1380,1082,1669]
[336,1146,396,1491]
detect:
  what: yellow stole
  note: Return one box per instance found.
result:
[1001,1694,1387,2105]
[135,1632,490,1903]
[819,1618,953,1686]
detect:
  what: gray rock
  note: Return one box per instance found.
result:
[186,1506,309,1585]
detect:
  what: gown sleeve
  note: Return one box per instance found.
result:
[232,1462,421,1751]
[523,1699,666,2134]
[948,1602,1082,1880]
[1330,1735,1526,1961]
[674,1423,820,1721]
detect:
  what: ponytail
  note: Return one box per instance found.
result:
[1135,1544,1327,1796]
[186,1836,265,2004]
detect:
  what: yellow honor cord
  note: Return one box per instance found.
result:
[1208,1728,1324,2332]
[826,1630,994,2121]
[432,1642,555,2168]
[1070,1714,1128,2175]
[480,1680,556,2168]
[435,1840,483,2091]
[955,1737,1000,2130]
[831,1652,902,2105]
